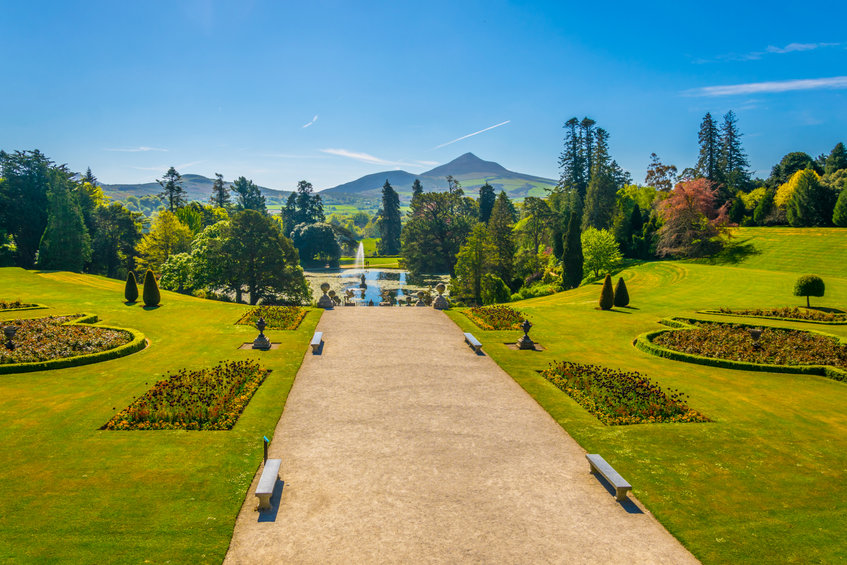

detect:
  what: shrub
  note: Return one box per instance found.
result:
[481,274,511,305]
[124,272,138,303]
[0,300,37,310]
[599,274,614,310]
[794,274,825,308]
[236,305,306,330]
[613,277,629,307]
[142,269,160,307]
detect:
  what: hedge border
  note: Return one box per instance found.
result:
[697,309,847,326]
[634,317,847,383]
[0,303,49,313]
[0,313,147,375]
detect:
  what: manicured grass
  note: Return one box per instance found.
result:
[446,228,847,564]
[339,256,402,269]
[0,268,320,564]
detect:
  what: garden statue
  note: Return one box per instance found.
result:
[360,274,367,288]
[3,325,17,350]
[344,289,355,306]
[748,327,764,351]
[317,282,334,309]
[432,283,450,310]
[252,317,271,350]
[516,319,535,350]
[415,290,427,307]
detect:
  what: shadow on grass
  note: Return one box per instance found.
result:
[257,480,285,523]
[702,238,761,265]
[809,306,846,314]
[595,308,632,314]
[142,305,161,311]
[592,474,643,515]
[124,301,137,306]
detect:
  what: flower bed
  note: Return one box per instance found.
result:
[464,305,526,330]
[236,305,306,330]
[653,320,847,369]
[0,315,133,365]
[102,360,270,431]
[710,307,846,324]
[540,361,709,425]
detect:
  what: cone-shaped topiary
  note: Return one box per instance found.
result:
[124,271,139,303]
[613,276,630,307]
[142,269,161,307]
[599,273,614,310]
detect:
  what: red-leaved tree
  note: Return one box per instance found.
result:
[657,178,729,257]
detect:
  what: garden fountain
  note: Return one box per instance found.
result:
[354,242,365,271]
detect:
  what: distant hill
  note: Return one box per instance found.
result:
[101,174,291,204]
[320,153,556,202]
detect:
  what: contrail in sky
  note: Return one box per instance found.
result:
[433,120,511,149]
[302,115,318,128]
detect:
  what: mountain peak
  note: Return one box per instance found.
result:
[423,152,510,178]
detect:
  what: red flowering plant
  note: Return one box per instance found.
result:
[0,315,132,364]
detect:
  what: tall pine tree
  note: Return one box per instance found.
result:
[562,197,584,289]
[487,191,516,286]
[478,182,496,223]
[377,180,401,255]
[825,142,847,175]
[231,176,266,213]
[37,182,92,272]
[696,112,721,183]
[411,179,424,203]
[210,172,231,208]
[157,167,186,212]
[719,110,750,194]
[558,117,586,196]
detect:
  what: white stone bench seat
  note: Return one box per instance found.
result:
[310,331,323,353]
[463,332,482,353]
[586,454,632,501]
[255,458,281,510]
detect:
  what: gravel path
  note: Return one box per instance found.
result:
[224,308,698,564]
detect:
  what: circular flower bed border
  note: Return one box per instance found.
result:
[634,317,847,383]
[697,308,847,325]
[0,313,147,375]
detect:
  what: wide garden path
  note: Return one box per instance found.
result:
[224,308,698,564]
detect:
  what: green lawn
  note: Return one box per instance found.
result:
[0,269,320,564]
[447,227,847,564]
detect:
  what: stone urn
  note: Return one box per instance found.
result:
[415,290,427,307]
[432,283,450,310]
[317,282,334,309]
[252,317,271,350]
[516,319,535,350]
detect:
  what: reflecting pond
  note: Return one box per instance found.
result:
[304,269,449,305]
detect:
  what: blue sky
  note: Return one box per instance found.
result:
[2,0,846,190]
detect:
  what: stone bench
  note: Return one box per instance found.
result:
[463,332,482,354]
[255,458,281,510]
[310,331,323,353]
[586,454,631,501]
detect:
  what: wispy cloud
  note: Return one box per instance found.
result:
[697,42,840,63]
[105,146,168,152]
[416,160,439,166]
[131,160,204,172]
[685,76,847,97]
[320,148,426,169]
[433,120,510,149]
[302,114,318,128]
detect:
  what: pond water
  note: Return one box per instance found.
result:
[304,269,449,305]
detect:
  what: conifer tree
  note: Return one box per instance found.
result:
[37,182,92,272]
[124,271,139,302]
[377,180,401,255]
[231,176,266,213]
[787,169,829,227]
[411,179,424,203]
[719,110,749,192]
[157,167,186,212]
[487,191,516,286]
[599,273,614,310]
[562,198,584,289]
[825,142,847,175]
[210,172,231,208]
[833,187,847,227]
[582,173,617,230]
[613,276,630,307]
[478,182,496,224]
[696,112,721,183]
[558,117,586,196]
[142,269,161,307]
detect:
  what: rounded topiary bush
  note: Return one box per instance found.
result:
[613,276,630,307]
[124,271,139,303]
[794,274,825,308]
[142,269,161,307]
[599,274,614,310]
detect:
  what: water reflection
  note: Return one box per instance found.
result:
[304,268,449,306]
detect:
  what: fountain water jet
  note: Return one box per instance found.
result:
[354,242,365,271]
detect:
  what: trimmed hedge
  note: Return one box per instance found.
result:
[0,304,48,313]
[0,314,147,375]
[697,309,847,326]
[634,317,847,383]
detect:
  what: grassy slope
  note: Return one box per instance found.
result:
[446,227,847,564]
[0,269,320,564]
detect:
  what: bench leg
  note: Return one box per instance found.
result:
[255,493,272,510]
[615,487,630,501]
